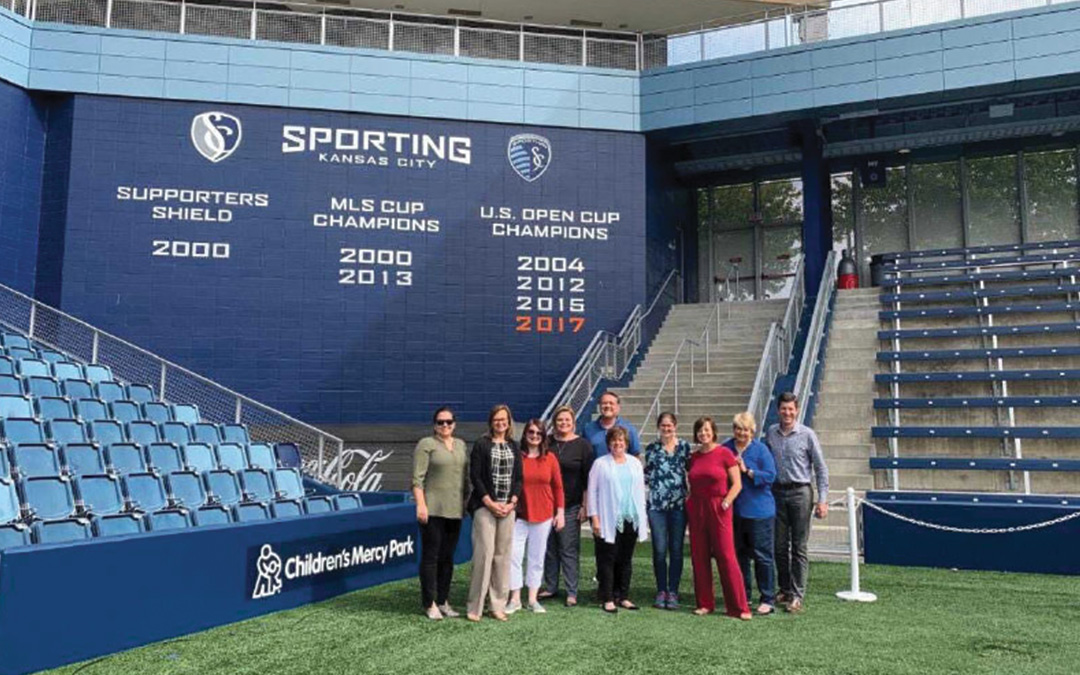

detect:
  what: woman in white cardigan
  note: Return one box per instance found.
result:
[587,426,648,613]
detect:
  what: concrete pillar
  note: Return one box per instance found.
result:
[801,121,832,296]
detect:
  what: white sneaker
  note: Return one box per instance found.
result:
[528,602,547,614]
[425,605,444,621]
[505,600,522,615]
[438,603,460,618]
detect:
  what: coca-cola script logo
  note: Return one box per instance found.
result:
[304,446,392,491]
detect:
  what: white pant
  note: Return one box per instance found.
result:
[510,518,553,591]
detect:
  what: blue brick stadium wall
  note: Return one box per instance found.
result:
[46,95,645,423]
[0,78,44,295]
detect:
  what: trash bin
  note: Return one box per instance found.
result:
[869,253,885,287]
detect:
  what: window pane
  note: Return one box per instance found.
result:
[1025,149,1079,243]
[711,184,755,231]
[832,172,855,254]
[858,166,909,269]
[968,155,1020,246]
[759,178,804,225]
[714,229,755,301]
[911,161,963,251]
[761,225,802,299]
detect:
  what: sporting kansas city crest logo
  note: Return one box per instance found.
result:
[508,134,552,182]
[191,111,242,163]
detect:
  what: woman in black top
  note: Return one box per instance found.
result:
[539,405,594,607]
[465,404,523,622]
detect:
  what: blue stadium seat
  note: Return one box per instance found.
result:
[869,457,1080,471]
[159,421,191,445]
[271,500,304,518]
[220,424,250,445]
[191,422,221,445]
[875,396,1080,409]
[105,444,147,475]
[127,421,160,447]
[126,384,155,404]
[274,443,302,469]
[25,376,60,398]
[146,510,191,531]
[182,443,217,473]
[76,474,126,515]
[0,478,22,523]
[333,494,363,511]
[61,444,106,477]
[879,238,1080,261]
[0,451,9,480]
[89,420,126,446]
[38,396,75,420]
[166,470,208,509]
[16,358,50,379]
[271,468,305,500]
[83,364,113,384]
[0,394,33,419]
[875,370,1080,384]
[123,472,169,513]
[75,398,113,425]
[238,468,275,502]
[21,475,77,520]
[246,443,276,470]
[109,400,142,424]
[11,444,61,478]
[192,505,232,527]
[146,443,185,474]
[872,426,1080,439]
[61,378,94,400]
[95,381,126,403]
[882,285,1080,304]
[877,346,1080,362]
[879,323,1080,341]
[233,503,270,522]
[37,349,65,364]
[142,402,171,423]
[880,266,1080,288]
[215,443,248,471]
[885,250,1080,273]
[0,375,22,395]
[33,518,92,544]
[304,496,334,514]
[92,513,145,538]
[2,417,46,445]
[0,522,32,550]
[204,470,241,507]
[881,302,1080,320]
[0,356,13,375]
[0,333,30,350]
[50,361,84,381]
[172,404,200,424]
[6,347,35,361]
[47,418,88,445]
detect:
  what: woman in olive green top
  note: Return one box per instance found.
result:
[413,406,469,620]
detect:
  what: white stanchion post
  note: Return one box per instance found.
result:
[837,487,877,602]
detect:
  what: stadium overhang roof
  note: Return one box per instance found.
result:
[300,0,823,33]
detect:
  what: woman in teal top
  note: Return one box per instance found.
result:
[412,406,469,620]
[644,412,692,609]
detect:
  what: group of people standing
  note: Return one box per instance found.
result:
[411,390,828,622]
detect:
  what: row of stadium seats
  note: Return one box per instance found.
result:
[0,373,167,407]
[0,394,204,425]
[0,415,248,446]
[0,354,115,384]
[872,242,1080,493]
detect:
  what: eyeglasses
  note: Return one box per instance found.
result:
[435,420,455,426]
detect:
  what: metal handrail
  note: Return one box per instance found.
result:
[795,250,840,424]
[0,280,346,485]
[747,258,806,432]
[541,269,680,422]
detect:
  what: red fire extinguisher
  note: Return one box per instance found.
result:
[838,249,858,289]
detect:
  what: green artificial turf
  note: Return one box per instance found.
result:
[48,541,1080,675]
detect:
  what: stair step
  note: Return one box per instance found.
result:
[816,393,875,406]
[819,444,874,459]
[813,403,874,420]
[828,473,875,490]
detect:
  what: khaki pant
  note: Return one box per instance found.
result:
[466,507,515,616]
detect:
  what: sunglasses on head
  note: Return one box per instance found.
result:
[435,419,455,426]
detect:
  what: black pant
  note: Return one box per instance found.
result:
[420,516,462,608]
[594,522,637,604]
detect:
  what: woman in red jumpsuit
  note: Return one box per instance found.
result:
[687,417,752,620]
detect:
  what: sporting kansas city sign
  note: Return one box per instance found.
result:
[508,133,552,182]
[191,112,242,163]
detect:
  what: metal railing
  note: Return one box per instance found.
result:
[644,0,1065,70]
[747,259,807,432]
[0,281,346,485]
[7,0,640,70]
[795,250,840,425]
[541,269,681,423]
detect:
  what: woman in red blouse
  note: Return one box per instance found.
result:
[507,419,565,614]
[687,417,751,620]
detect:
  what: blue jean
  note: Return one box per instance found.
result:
[734,515,775,606]
[647,508,686,595]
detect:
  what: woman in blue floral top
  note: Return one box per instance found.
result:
[643,411,692,610]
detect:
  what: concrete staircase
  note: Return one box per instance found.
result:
[610,299,788,432]
[809,287,879,557]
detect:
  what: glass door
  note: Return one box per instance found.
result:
[761,224,803,299]
[713,228,756,301]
